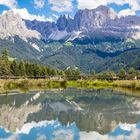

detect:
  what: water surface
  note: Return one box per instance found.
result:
[0,88,140,140]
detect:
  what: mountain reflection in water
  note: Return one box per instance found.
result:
[0,88,140,140]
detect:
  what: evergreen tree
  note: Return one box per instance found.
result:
[0,49,11,76]
[65,68,81,80]
[18,61,26,76]
[25,62,32,76]
[41,66,47,76]
[58,70,65,76]
[128,67,137,79]
[51,69,57,76]
[10,60,19,76]
[98,71,116,80]
[118,68,127,79]
[65,69,72,76]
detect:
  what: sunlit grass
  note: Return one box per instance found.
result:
[113,80,140,89]
[0,79,140,93]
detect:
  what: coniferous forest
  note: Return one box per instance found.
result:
[0,48,140,81]
[0,48,82,79]
[0,48,63,77]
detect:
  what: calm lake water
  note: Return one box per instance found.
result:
[0,88,140,140]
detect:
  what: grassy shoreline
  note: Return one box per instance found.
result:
[113,80,140,89]
[0,79,140,93]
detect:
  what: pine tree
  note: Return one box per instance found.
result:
[0,49,11,76]
[118,68,127,79]
[128,67,137,79]
[10,60,19,76]
[51,69,57,75]
[18,61,26,76]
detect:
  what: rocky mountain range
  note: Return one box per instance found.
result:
[26,5,140,44]
[0,5,140,73]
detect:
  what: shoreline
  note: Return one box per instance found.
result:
[0,79,140,93]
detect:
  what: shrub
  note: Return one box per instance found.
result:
[4,81,18,90]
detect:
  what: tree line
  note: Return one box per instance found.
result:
[0,49,63,77]
[90,68,140,80]
[0,48,139,80]
[0,49,81,78]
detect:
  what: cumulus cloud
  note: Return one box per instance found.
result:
[53,129,74,140]
[80,123,140,140]
[48,0,73,12]
[8,8,47,21]
[77,0,107,9]
[77,0,140,16]
[34,0,45,9]
[118,8,136,17]
[0,0,17,8]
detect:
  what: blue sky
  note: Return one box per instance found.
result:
[0,0,140,21]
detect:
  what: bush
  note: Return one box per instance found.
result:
[4,81,18,90]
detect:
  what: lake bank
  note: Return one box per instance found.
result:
[0,79,140,93]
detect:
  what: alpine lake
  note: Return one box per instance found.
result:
[0,87,140,140]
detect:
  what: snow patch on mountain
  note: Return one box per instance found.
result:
[66,31,84,41]
[48,30,70,41]
[32,43,41,52]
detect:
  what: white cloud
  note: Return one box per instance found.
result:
[80,123,140,140]
[0,0,17,8]
[77,0,140,16]
[46,16,55,22]
[118,8,136,17]
[48,0,73,12]
[34,0,45,9]
[77,0,107,9]
[36,134,47,140]
[10,8,47,21]
[2,8,55,22]
[53,129,74,140]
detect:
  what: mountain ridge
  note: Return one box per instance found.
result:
[0,6,140,73]
[25,5,140,44]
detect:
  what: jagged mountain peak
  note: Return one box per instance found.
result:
[95,5,113,12]
[74,5,117,29]
[2,10,19,19]
[57,15,68,31]
[75,5,117,18]
[0,10,40,41]
[3,5,140,44]
[55,5,117,31]
[95,5,117,20]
